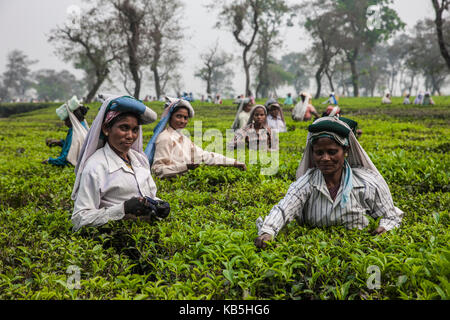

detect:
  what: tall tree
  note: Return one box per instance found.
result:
[405,19,449,95]
[279,52,311,94]
[431,0,450,69]
[145,0,184,99]
[302,1,342,98]
[49,6,118,102]
[195,43,234,95]
[358,44,388,96]
[332,0,404,96]
[212,0,263,96]
[113,0,148,99]
[32,69,84,101]
[253,0,290,98]
[0,50,37,100]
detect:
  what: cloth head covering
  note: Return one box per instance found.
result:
[71,94,156,200]
[264,98,286,123]
[56,96,82,121]
[144,96,194,166]
[292,92,312,121]
[246,105,270,129]
[232,98,252,130]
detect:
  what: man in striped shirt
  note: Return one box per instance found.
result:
[255,116,403,248]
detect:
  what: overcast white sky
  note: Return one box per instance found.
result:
[0,0,437,98]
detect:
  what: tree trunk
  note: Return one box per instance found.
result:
[243,48,252,97]
[349,58,359,97]
[314,69,323,99]
[85,69,108,102]
[325,69,335,92]
[432,0,450,70]
[152,66,161,100]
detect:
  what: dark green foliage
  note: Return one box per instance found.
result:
[0,102,59,118]
[0,96,449,299]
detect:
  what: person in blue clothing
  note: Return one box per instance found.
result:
[43,102,89,167]
[284,93,293,106]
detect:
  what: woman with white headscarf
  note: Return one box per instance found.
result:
[382,92,392,104]
[71,95,170,232]
[255,116,403,248]
[147,97,246,179]
[265,99,287,133]
[292,92,319,121]
[414,92,424,105]
[231,97,253,130]
[43,96,89,167]
[229,105,278,151]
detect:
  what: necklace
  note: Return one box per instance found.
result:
[119,154,132,168]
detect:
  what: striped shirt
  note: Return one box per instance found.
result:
[259,167,402,237]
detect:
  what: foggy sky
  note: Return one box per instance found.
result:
[0,0,437,97]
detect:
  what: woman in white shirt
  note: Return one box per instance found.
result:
[265,99,287,133]
[231,97,253,130]
[255,116,403,248]
[146,97,246,179]
[382,92,392,104]
[71,95,169,232]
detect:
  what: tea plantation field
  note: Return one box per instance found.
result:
[0,96,449,300]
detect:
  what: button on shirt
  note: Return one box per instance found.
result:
[72,142,158,231]
[259,167,402,237]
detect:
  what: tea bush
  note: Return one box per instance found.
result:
[0,97,449,300]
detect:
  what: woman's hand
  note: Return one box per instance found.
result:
[187,163,199,170]
[124,197,151,216]
[254,233,273,249]
[371,226,386,235]
[46,138,62,147]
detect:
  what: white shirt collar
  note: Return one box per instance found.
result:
[103,142,141,174]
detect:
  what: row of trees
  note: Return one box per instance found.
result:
[1,0,448,102]
[0,50,84,102]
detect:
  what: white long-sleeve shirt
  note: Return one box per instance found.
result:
[267,115,287,132]
[151,126,237,178]
[71,142,157,231]
[259,167,402,237]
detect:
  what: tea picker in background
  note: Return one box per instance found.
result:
[382,92,392,104]
[422,92,435,105]
[322,105,341,117]
[321,92,339,106]
[214,94,222,104]
[284,93,294,106]
[146,97,246,179]
[255,116,403,249]
[291,92,319,121]
[414,92,424,105]
[265,98,287,133]
[229,104,278,151]
[43,96,89,167]
[403,93,411,105]
[231,97,253,131]
[71,94,170,232]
